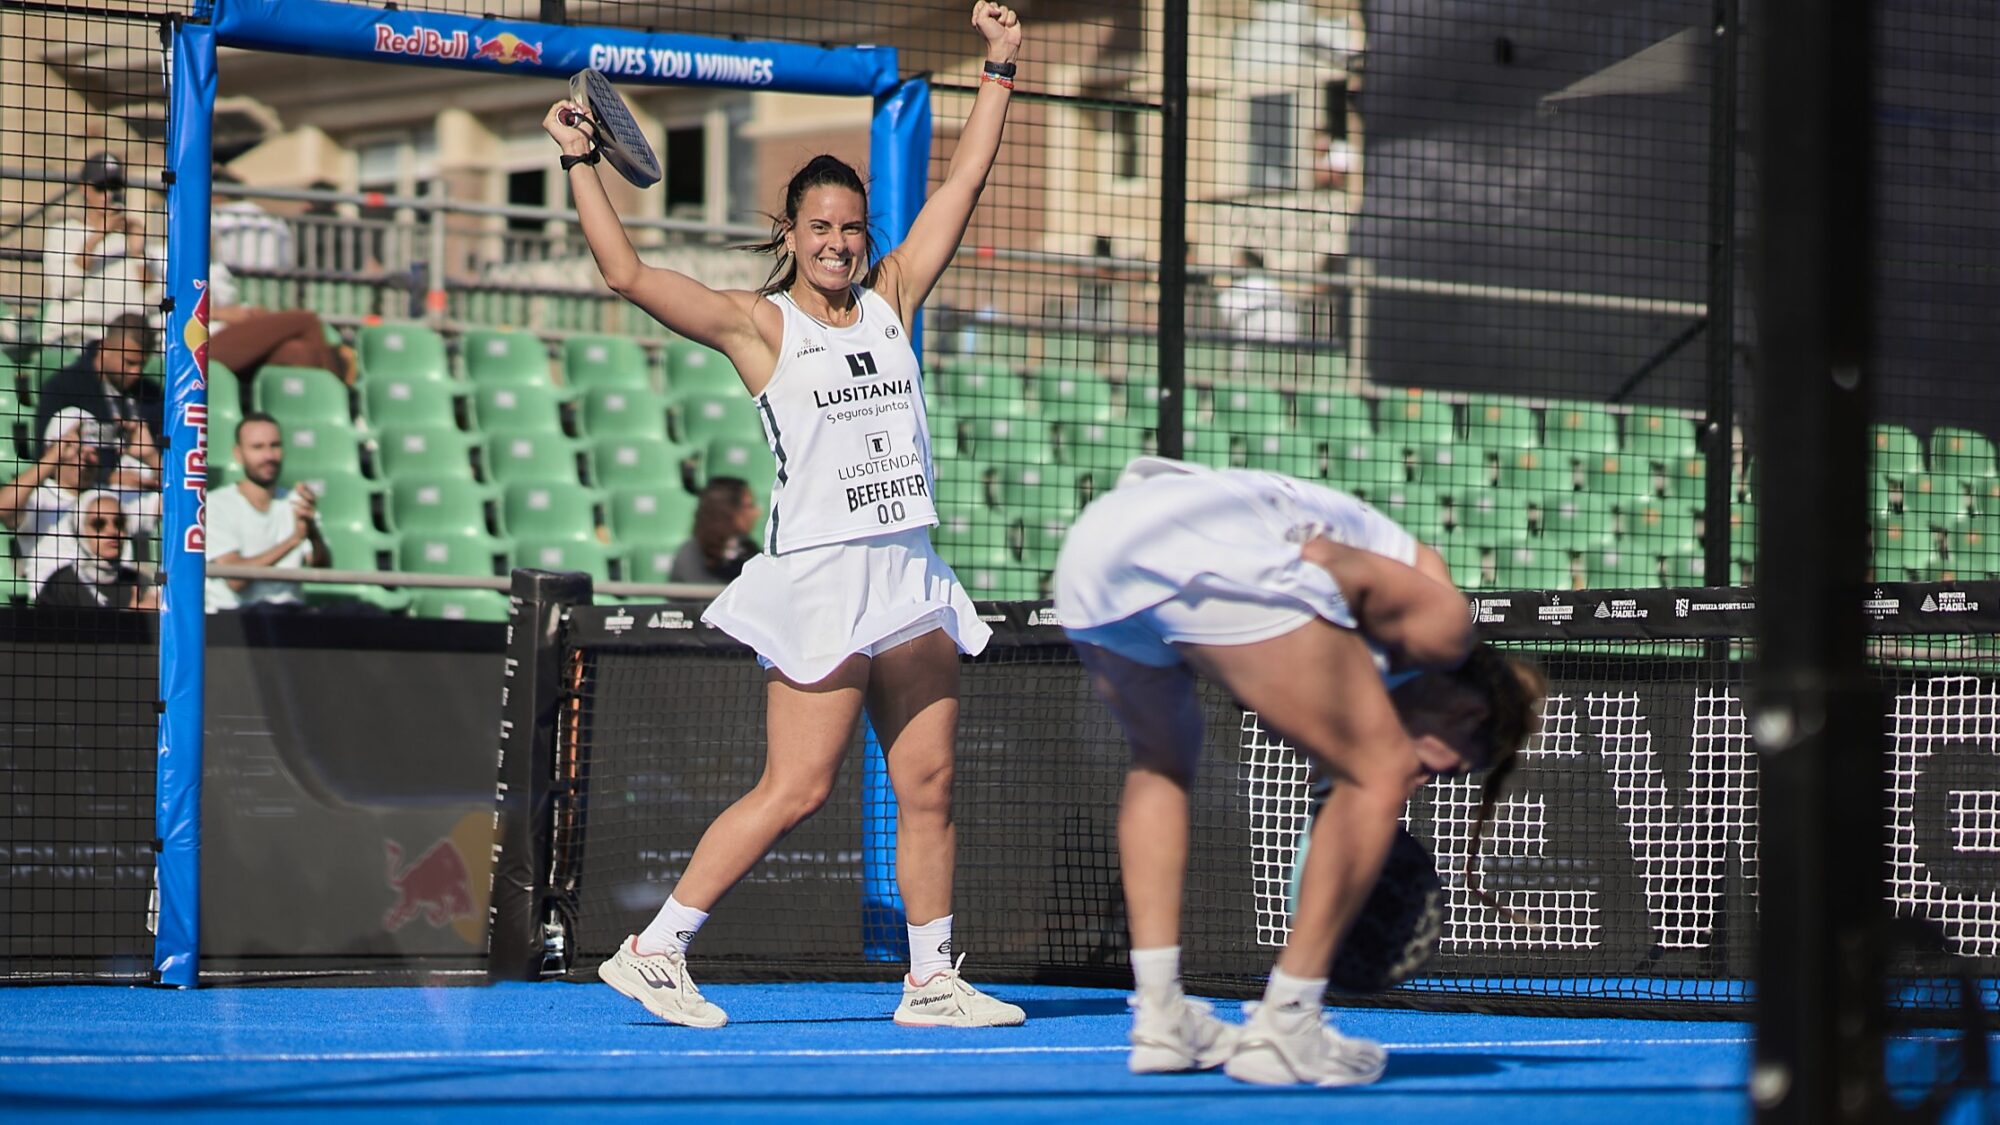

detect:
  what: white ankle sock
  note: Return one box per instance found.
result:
[1263,966,1328,1014]
[1130,945,1183,997]
[636,895,709,956]
[908,914,955,982]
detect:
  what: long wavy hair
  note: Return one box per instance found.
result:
[738,155,880,297]
[1446,645,1549,916]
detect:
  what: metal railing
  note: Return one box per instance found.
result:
[207,562,723,601]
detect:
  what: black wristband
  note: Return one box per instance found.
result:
[983,59,1017,79]
[560,148,601,171]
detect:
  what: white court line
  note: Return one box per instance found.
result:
[0,1037,1753,1066]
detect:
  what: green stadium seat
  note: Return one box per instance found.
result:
[357,323,450,383]
[703,436,777,501]
[1211,384,1287,438]
[502,481,600,543]
[1579,452,1655,498]
[1180,426,1236,469]
[1115,373,1159,420]
[207,359,244,419]
[1620,496,1698,549]
[1054,419,1146,472]
[1325,437,1404,489]
[513,537,613,582]
[363,374,461,432]
[962,324,1031,367]
[1577,547,1661,589]
[486,432,585,486]
[463,329,552,386]
[622,539,691,585]
[671,391,762,446]
[1870,514,1931,581]
[1902,472,1966,528]
[997,463,1091,519]
[410,587,512,622]
[663,339,738,395]
[1241,431,1320,478]
[1539,491,1618,552]
[1412,445,1491,493]
[1369,482,1442,542]
[1032,368,1113,423]
[377,425,480,483]
[315,524,398,573]
[563,335,652,393]
[253,364,353,429]
[1870,424,1926,474]
[1375,391,1455,450]
[288,466,379,535]
[1930,426,1998,479]
[1185,344,1238,385]
[390,478,492,538]
[592,437,694,490]
[274,421,363,479]
[1497,447,1577,494]
[474,383,567,436]
[1489,540,1571,591]
[1543,401,1620,456]
[938,360,1031,415]
[1960,474,2000,520]
[958,558,1041,601]
[934,463,997,511]
[1038,332,1100,366]
[959,415,1052,464]
[581,388,670,442]
[933,504,1010,556]
[1457,489,1533,545]
[1463,396,1539,450]
[607,484,699,543]
[399,531,507,578]
[1623,407,1699,461]
[1295,391,1373,442]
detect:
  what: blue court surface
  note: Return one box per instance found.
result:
[0,982,1989,1123]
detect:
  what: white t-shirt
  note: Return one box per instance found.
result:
[1216,273,1300,342]
[753,288,937,554]
[1054,457,1417,631]
[205,484,311,611]
[40,215,165,346]
[212,201,295,272]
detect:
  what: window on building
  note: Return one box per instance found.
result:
[1249,92,1295,192]
[665,125,705,214]
[1324,79,1349,140]
[1110,110,1141,182]
[507,168,547,233]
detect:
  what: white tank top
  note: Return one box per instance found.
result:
[755,287,937,554]
[1054,457,1419,629]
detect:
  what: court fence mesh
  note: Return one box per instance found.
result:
[2,5,181,982]
[505,582,2000,1017]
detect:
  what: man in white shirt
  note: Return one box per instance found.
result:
[40,152,164,348]
[205,413,330,612]
[1216,249,1301,342]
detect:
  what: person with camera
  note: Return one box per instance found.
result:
[204,413,329,613]
[40,152,163,349]
[36,490,154,611]
[1,409,123,593]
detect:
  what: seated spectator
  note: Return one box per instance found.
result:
[40,152,164,348]
[208,168,354,388]
[34,312,164,463]
[669,477,761,584]
[205,412,329,612]
[1,410,118,586]
[36,490,155,611]
[1215,249,1300,342]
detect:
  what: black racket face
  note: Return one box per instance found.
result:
[570,69,662,189]
[1328,826,1446,993]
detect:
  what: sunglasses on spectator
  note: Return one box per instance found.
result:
[88,515,128,532]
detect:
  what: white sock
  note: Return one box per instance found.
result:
[636,895,709,956]
[1130,945,1183,998]
[1263,965,1328,1014]
[908,914,954,982]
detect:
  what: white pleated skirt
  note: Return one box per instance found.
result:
[702,526,993,684]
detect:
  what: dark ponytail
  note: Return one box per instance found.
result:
[738,155,878,296]
[1450,646,1548,919]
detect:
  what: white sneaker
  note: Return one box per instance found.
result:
[1223,1001,1387,1087]
[892,955,1027,1028]
[597,936,729,1028]
[1128,988,1240,1074]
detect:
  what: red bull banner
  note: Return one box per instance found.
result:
[211,0,900,96]
[157,19,216,988]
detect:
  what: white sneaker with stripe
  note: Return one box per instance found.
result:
[892,955,1027,1028]
[597,936,729,1028]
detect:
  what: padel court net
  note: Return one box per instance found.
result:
[514,585,2000,1016]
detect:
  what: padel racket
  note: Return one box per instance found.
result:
[562,69,662,189]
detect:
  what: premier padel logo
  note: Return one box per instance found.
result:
[1027,608,1064,627]
[646,611,693,630]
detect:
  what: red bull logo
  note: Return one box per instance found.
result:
[183,278,209,381]
[373,24,471,61]
[473,33,543,66]
[383,837,477,932]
